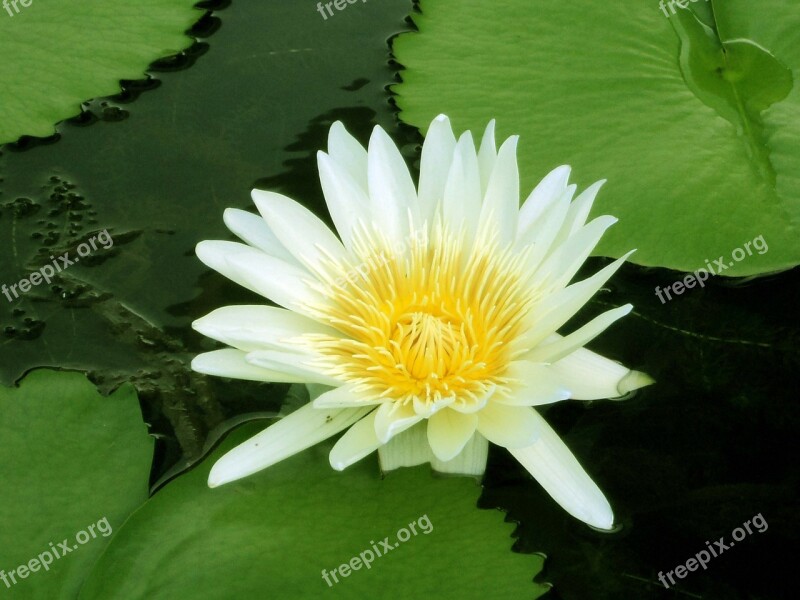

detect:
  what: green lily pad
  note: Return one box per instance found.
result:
[0,369,153,599]
[392,0,800,276]
[80,422,548,599]
[0,0,201,143]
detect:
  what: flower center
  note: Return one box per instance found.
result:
[391,310,465,380]
[306,223,536,412]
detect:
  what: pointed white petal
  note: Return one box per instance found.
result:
[522,252,633,347]
[368,126,415,244]
[328,121,368,192]
[193,305,340,352]
[526,305,633,364]
[476,403,539,449]
[208,404,371,487]
[191,349,306,383]
[533,215,618,290]
[516,184,576,267]
[251,189,349,274]
[477,119,497,197]
[418,114,456,223]
[245,349,340,386]
[479,135,519,244]
[223,247,324,316]
[317,151,371,251]
[313,384,385,408]
[518,165,572,232]
[443,131,481,240]
[494,361,571,406]
[549,346,654,400]
[329,410,382,470]
[427,408,478,461]
[509,410,615,529]
[222,208,299,265]
[196,240,283,294]
[373,401,424,444]
[554,179,607,245]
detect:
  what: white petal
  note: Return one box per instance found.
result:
[328,121,368,192]
[251,189,349,274]
[191,349,306,383]
[522,252,634,347]
[378,422,432,471]
[373,401,424,444]
[208,404,371,487]
[317,151,371,251]
[412,394,455,418]
[443,132,481,241]
[313,384,384,408]
[516,184,576,267]
[427,408,478,461]
[517,165,572,232]
[554,179,607,245]
[533,215,618,291]
[476,403,539,449]
[479,135,519,245]
[418,114,456,224]
[509,410,615,529]
[222,208,299,265]
[549,346,654,400]
[526,305,633,364]
[329,410,381,470]
[494,361,571,406]
[448,385,493,413]
[193,305,340,352]
[368,126,415,244]
[196,240,284,294]
[432,431,488,476]
[245,349,340,386]
[377,423,490,477]
[223,246,324,317]
[477,119,497,197]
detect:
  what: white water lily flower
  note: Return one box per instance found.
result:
[192,115,653,530]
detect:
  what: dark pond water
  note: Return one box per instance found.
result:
[0,1,796,599]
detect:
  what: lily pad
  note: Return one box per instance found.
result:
[0,369,153,599]
[80,422,548,599]
[0,0,201,143]
[392,0,800,276]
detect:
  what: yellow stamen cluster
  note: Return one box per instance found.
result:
[308,223,535,411]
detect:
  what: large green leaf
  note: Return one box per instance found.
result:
[0,0,201,143]
[0,369,153,600]
[80,422,548,599]
[392,0,800,276]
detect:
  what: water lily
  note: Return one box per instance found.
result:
[192,115,652,529]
